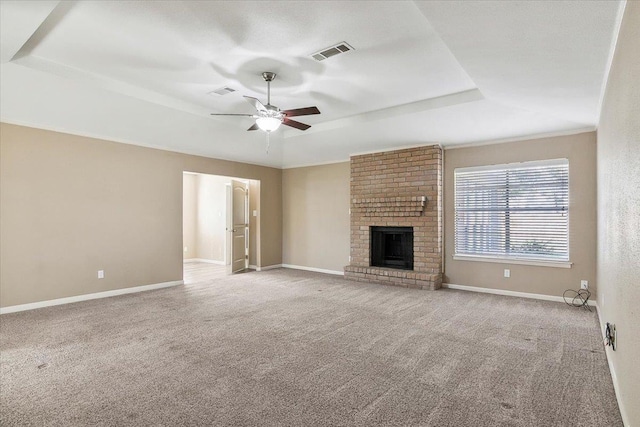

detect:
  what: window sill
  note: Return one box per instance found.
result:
[452,255,572,269]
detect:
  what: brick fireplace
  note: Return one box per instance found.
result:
[344,145,443,290]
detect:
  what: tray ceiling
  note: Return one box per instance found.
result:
[0,1,624,168]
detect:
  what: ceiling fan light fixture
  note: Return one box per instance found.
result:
[256,116,282,132]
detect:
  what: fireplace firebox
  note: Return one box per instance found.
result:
[370,226,414,270]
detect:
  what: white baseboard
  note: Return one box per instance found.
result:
[0,280,183,315]
[282,264,344,276]
[184,258,225,265]
[258,264,283,271]
[442,283,597,306]
[595,305,629,427]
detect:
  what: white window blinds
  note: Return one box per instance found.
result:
[454,159,569,262]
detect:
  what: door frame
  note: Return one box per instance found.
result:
[182,172,260,274]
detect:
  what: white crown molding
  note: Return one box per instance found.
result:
[348,142,442,159]
[0,119,596,172]
[285,141,443,169]
[281,158,351,170]
[0,119,280,170]
[444,127,596,151]
[283,126,597,169]
[0,280,183,315]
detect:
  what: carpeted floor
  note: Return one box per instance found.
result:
[0,265,622,426]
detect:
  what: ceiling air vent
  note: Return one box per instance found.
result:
[208,87,236,96]
[311,42,354,61]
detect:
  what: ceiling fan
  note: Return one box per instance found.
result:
[210,72,320,133]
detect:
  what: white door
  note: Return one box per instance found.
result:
[228,180,248,274]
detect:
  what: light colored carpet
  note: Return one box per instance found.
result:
[1,266,622,426]
[183,261,227,284]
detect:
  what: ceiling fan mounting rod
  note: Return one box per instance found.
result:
[262,72,276,105]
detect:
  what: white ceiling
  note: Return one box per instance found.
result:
[0,0,624,168]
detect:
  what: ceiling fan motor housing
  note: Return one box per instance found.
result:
[262,72,276,82]
[259,107,284,121]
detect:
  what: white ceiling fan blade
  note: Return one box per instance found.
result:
[244,96,267,112]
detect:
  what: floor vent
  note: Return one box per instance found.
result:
[311,42,354,61]
[208,87,236,96]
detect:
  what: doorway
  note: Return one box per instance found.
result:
[182,172,260,284]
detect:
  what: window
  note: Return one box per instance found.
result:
[454,159,569,263]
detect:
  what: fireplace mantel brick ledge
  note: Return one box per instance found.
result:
[344,145,443,290]
[351,196,427,217]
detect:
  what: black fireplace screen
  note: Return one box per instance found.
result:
[370,226,414,270]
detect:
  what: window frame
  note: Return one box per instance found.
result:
[453,158,571,268]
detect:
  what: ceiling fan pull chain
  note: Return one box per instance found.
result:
[265,132,270,154]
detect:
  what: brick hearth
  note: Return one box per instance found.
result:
[344,145,443,290]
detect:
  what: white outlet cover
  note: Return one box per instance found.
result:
[581,280,588,289]
[97,270,104,279]
[504,269,510,278]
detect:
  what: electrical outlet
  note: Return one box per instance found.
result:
[504,269,510,278]
[580,280,588,290]
[97,270,104,279]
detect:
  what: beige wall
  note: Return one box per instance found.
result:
[182,173,197,259]
[0,123,282,307]
[596,2,640,425]
[282,162,350,272]
[444,132,597,297]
